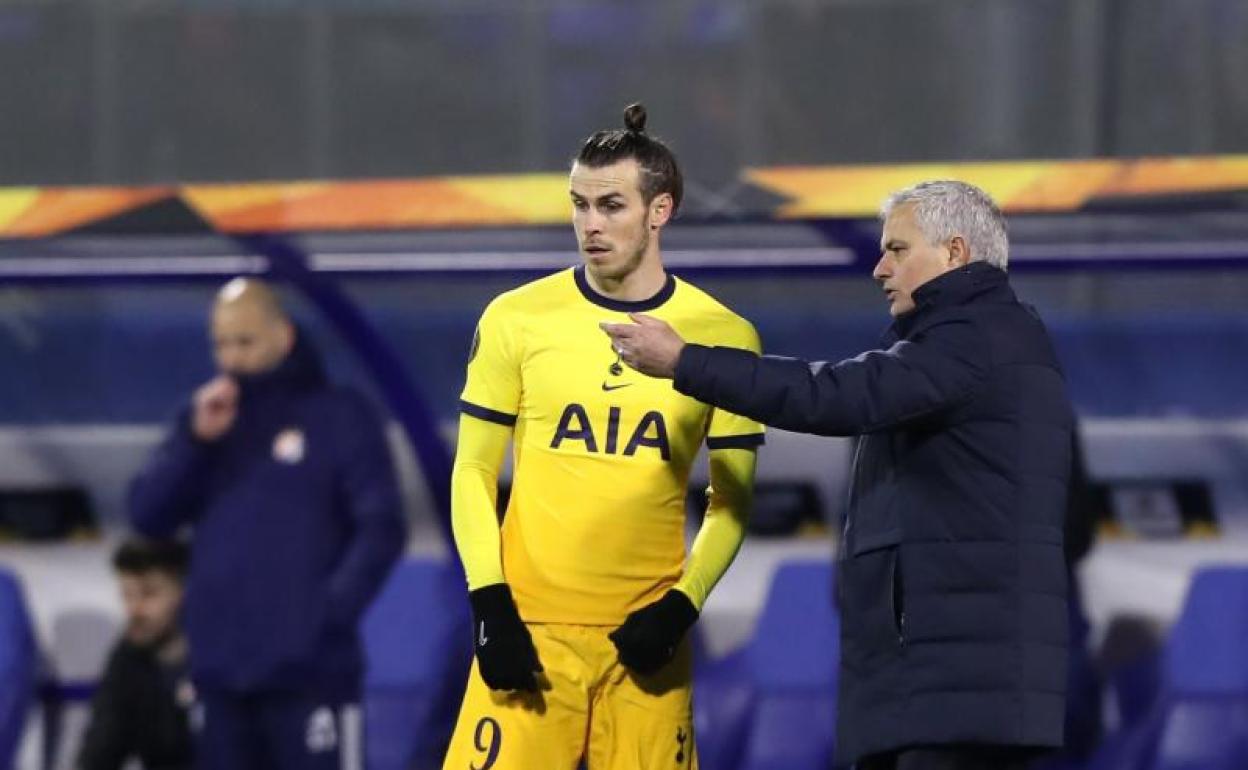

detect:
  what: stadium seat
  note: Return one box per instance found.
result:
[1087,566,1248,770]
[0,568,37,770]
[1149,567,1248,770]
[734,559,840,770]
[362,558,472,770]
[694,646,754,770]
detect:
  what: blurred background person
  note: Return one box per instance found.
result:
[128,278,406,770]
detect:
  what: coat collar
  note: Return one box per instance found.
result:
[234,328,326,404]
[887,261,1014,341]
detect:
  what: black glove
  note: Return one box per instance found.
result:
[469,583,543,692]
[609,589,699,675]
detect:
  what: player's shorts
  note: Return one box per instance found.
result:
[442,623,696,770]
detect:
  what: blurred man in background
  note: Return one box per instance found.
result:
[606,180,1073,770]
[443,104,763,769]
[129,278,406,770]
[78,539,194,770]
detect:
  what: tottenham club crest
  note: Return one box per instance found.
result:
[272,427,306,464]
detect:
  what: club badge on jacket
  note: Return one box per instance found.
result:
[272,428,306,464]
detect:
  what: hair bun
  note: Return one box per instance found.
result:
[623,103,648,134]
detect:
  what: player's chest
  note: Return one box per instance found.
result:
[518,328,708,445]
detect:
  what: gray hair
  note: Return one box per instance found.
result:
[880,180,1009,270]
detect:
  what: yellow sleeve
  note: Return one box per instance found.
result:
[450,413,512,590]
[706,320,765,449]
[675,446,757,609]
[460,297,523,424]
[453,297,522,589]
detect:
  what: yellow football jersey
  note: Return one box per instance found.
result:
[459,266,763,625]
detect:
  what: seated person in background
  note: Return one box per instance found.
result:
[78,539,194,770]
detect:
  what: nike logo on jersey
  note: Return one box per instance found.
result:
[478,621,489,647]
[601,382,633,392]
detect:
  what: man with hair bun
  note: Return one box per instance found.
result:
[443,104,763,769]
[605,180,1074,770]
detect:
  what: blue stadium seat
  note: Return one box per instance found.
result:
[1151,701,1248,770]
[735,559,840,770]
[1150,567,1248,770]
[362,558,471,770]
[742,696,838,770]
[694,646,753,770]
[1087,566,1248,770]
[0,568,36,770]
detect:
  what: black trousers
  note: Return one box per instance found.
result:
[856,744,1047,770]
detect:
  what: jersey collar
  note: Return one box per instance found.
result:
[574,265,676,312]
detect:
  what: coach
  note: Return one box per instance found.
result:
[130,278,405,770]
[603,180,1074,770]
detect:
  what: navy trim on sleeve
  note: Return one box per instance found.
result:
[458,400,518,427]
[707,433,766,450]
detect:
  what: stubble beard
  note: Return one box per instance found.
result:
[587,219,651,284]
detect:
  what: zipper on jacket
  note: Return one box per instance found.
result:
[892,550,906,647]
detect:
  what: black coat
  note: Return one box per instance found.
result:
[674,262,1073,762]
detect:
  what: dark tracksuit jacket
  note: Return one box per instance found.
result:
[129,337,406,702]
[674,262,1074,763]
[77,640,194,770]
